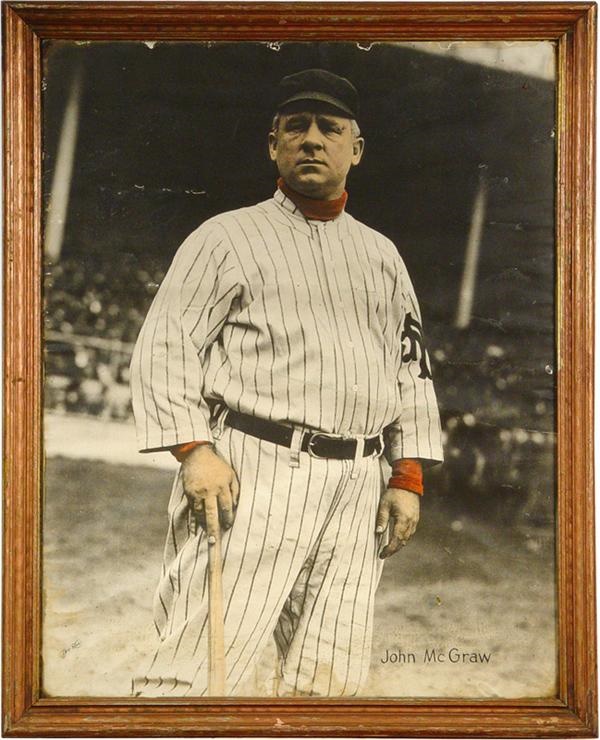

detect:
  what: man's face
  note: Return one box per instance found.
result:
[268,107,364,200]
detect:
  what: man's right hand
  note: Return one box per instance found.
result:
[181,444,240,533]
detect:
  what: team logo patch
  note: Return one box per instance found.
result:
[401,312,433,380]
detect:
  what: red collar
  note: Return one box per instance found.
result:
[277,177,347,221]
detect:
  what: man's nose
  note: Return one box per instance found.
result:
[301,120,324,149]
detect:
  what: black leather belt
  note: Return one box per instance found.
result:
[224,409,383,460]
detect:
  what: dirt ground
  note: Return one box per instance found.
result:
[42,453,557,699]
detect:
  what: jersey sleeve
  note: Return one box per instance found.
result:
[384,255,444,467]
[129,223,240,452]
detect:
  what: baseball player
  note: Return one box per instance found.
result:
[130,69,443,697]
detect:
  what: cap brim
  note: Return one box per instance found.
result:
[277,91,355,118]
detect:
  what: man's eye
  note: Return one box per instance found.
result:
[321,122,343,135]
[285,119,308,132]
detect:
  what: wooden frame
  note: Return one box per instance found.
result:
[3,2,596,736]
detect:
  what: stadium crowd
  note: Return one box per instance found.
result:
[44,255,555,524]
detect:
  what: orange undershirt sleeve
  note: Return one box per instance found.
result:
[170,440,212,462]
[388,458,424,495]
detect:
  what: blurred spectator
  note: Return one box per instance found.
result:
[44,253,163,343]
[102,364,133,421]
[77,365,105,416]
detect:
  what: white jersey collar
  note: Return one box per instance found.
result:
[272,187,350,238]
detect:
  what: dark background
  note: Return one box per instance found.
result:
[43,40,556,524]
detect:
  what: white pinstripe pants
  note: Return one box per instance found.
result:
[132,425,387,697]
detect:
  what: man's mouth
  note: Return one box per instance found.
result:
[298,159,325,165]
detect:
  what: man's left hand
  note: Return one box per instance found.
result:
[375,488,420,559]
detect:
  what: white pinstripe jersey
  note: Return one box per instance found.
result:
[130,187,444,465]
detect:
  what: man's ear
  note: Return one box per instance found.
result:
[351,137,365,166]
[268,131,278,162]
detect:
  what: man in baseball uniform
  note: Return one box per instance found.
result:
[130,69,443,697]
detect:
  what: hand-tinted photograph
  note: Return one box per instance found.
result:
[42,40,556,698]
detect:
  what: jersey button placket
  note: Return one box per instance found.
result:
[319,223,341,305]
[320,222,336,267]
[314,220,343,430]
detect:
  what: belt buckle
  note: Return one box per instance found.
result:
[307,431,341,459]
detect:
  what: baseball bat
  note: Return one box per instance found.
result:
[204,497,226,696]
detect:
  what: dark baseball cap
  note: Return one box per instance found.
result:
[275,69,359,120]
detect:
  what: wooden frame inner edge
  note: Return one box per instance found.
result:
[2,2,597,736]
[555,5,597,731]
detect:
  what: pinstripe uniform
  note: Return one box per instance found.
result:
[130,187,443,696]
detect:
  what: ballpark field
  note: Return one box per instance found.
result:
[42,414,556,698]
